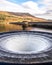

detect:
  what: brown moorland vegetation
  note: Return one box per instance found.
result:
[0,11,51,32]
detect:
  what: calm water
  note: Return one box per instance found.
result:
[0,23,22,32]
[0,23,52,33]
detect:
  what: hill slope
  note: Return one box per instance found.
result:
[0,11,47,23]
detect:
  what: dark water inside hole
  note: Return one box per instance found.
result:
[0,62,52,65]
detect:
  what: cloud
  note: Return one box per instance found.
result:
[35,0,52,20]
[0,0,52,19]
[0,0,26,12]
[0,0,46,14]
[38,0,52,14]
[35,14,52,20]
[22,1,46,14]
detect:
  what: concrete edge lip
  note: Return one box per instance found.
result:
[0,31,52,64]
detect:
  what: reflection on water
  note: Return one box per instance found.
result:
[0,24,5,32]
[0,23,22,32]
[30,27,52,33]
[0,23,52,32]
[0,23,32,32]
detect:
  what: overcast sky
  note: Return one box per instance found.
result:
[0,0,52,20]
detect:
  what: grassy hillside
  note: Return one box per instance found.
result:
[0,11,49,32]
[0,11,47,23]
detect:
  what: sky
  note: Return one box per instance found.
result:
[0,0,52,20]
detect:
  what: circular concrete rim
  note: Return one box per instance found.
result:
[0,32,51,54]
[0,31,52,64]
